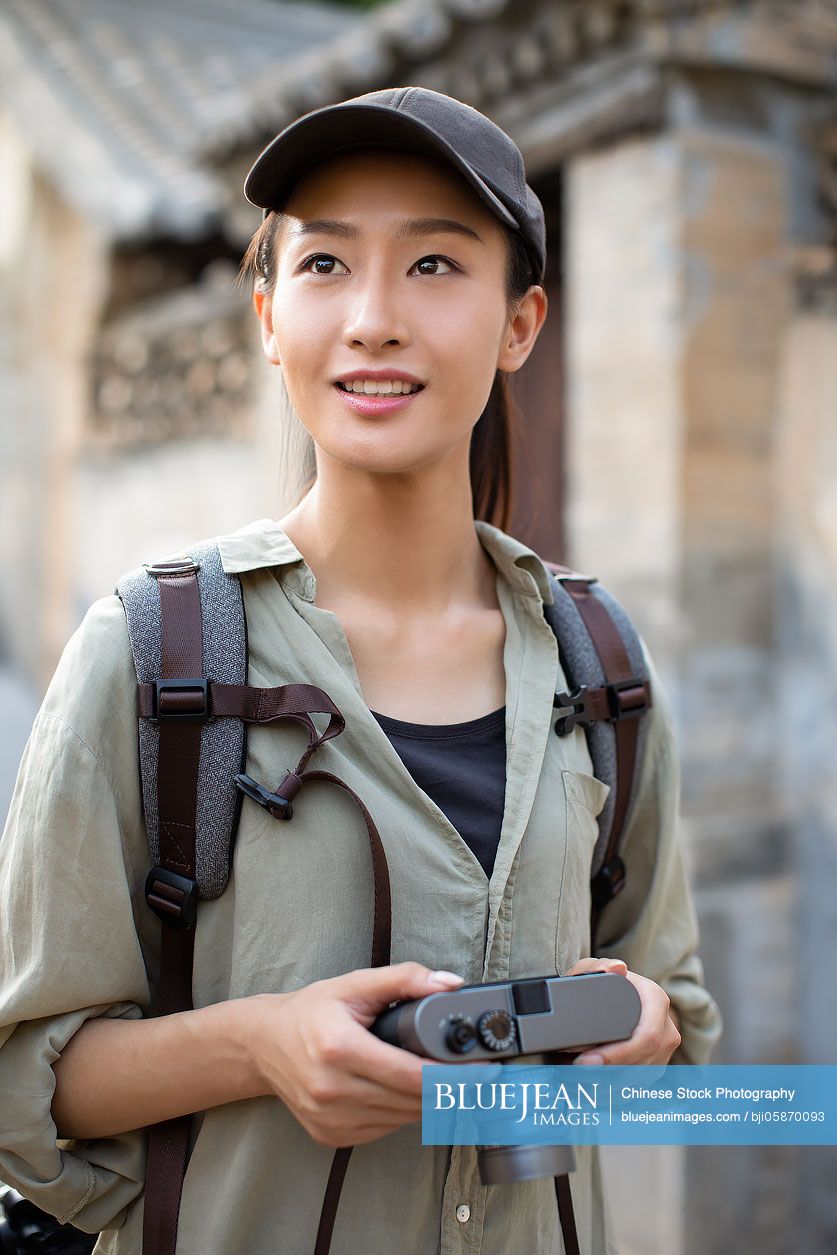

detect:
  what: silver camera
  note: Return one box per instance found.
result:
[370,971,641,1183]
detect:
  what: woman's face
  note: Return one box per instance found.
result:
[254,147,544,478]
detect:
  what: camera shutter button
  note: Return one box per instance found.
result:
[477,1009,516,1052]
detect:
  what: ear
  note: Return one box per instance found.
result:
[253,284,281,366]
[496,285,548,374]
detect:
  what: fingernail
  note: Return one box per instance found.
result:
[575,1053,604,1066]
[429,970,465,985]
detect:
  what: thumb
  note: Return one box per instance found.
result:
[564,957,628,978]
[337,961,466,1016]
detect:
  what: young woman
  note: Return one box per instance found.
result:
[0,89,722,1254]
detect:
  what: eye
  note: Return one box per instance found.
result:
[299,254,349,276]
[298,253,459,277]
[411,255,458,276]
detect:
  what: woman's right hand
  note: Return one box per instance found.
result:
[243,962,465,1148]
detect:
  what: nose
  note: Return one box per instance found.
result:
[341,268,411,352]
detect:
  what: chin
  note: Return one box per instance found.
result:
[323,436,440,476]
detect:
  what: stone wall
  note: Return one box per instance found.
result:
[775,311,837,1252]
[0,108,304,688]
[0,114,105,685]
[563,84,837,1252]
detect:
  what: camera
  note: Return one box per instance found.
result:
[370,971,641,1184]
[0,1187,97,1255]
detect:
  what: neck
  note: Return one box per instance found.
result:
[276,449,498,618]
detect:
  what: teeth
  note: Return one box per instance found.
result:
[339,380,421,395]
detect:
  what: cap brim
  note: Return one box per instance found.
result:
[243,103,519,233]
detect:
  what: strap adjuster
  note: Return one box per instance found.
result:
[553,677,650,736]
[145,866,198,929]
[606,677,650,722]
[591,855,626,911]
[153,678,209,722]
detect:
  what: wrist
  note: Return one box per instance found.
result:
[191,996,278,1103]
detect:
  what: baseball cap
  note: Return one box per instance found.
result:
[243,86,546,285]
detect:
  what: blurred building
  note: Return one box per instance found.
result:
[1,1,836,1252]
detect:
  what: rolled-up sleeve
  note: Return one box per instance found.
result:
[593,636,724,1066]
[0,597,151,1231]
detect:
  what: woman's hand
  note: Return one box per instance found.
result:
[243,962,464,1148]
[563,956,682,1065]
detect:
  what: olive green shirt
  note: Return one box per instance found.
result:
[0,517,722,1254]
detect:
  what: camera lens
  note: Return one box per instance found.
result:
[445,1017,477,1054]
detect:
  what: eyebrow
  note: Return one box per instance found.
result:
[289,217,484,244]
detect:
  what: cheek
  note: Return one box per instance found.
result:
[426,297,506,374]
[269,294,328,370]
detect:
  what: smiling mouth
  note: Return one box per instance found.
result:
[335,382,425,395]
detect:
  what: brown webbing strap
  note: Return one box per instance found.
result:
[142,568,203,1255]
[275,767,393,1253]
[137,680,346,741]
[555,1175,581,1255]
[315,1147,354,1255]
[139,658,394,1254]
[562,580,642,951]
[295,770,392,972]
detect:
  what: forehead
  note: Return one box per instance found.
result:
[278,145,500,237]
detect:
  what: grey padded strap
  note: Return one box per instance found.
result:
[115,540,248,899]
[543,571,650,877]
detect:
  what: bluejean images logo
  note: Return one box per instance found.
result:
[433,1076,602,1128]
[422,1065,837,1146]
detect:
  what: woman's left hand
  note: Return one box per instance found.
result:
[563,956,682,1066]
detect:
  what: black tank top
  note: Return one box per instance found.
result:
[369,705,507,879]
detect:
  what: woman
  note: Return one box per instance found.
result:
[0,88,722,1253]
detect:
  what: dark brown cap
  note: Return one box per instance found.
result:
[243,86,546,284]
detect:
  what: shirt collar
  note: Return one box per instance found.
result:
[214,516,556,606]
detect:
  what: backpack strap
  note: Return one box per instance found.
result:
[138,558,202,1255]
[115,541,394,1255]
[541,562,653,950]
[116,541,249,901]
[542,562,652,1255]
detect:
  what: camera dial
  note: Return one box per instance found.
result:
[477,1009,517,1052]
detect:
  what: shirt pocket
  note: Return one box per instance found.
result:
[556,768,612,970]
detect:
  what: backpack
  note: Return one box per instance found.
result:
[114,539,652,1255]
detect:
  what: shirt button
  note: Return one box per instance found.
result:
[456,1204,471,1223]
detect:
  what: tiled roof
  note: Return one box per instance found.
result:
[3,0,836,244]
[0,0,361,241]
[202,0,837,160]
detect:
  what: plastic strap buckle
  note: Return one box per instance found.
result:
[553,686,596,736]
[153,678,209,723]
[145,866,199,929]
[235,773,295,821]
[590,855,626,911]
[606,677,649,722]
[553,678,649,736]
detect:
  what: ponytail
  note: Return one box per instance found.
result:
[470,371,517,532]
[470,229,538,532]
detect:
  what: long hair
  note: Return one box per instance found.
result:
[238,210,536,532]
